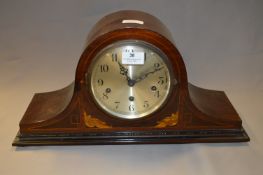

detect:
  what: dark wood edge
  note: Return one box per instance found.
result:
[12,127,249,146]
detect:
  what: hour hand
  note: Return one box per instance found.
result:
[118,61,130,81]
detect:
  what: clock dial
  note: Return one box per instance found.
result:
[88,41,174,119]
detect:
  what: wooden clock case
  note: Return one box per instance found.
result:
[13,10,249,146]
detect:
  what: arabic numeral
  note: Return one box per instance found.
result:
[154,91,160,98]
[158,76,165,85]
[97,79,104,86]
[115,101,120,109]
[100,64,109,72]
[143,101,149,108]
[102,92,108,100]
[129,53,135,57]
[129,104,135,111]
[112,53,118,62]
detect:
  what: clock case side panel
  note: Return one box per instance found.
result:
[17,83,83,133]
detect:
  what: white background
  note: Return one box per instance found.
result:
[0,0,263,175]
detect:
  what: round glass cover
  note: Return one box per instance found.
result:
[88,40,174,119]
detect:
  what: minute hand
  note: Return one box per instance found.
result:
[135,67,164,83]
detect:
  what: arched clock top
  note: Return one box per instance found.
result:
[75,11,188,91]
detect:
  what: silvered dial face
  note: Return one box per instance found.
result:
[88,41,173,119]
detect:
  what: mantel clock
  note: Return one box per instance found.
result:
[13,10,249,146]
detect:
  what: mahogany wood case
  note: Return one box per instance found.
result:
[13,10,249,146]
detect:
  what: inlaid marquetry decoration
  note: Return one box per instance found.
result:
[155,112,179,128]
[83,112,111,128]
